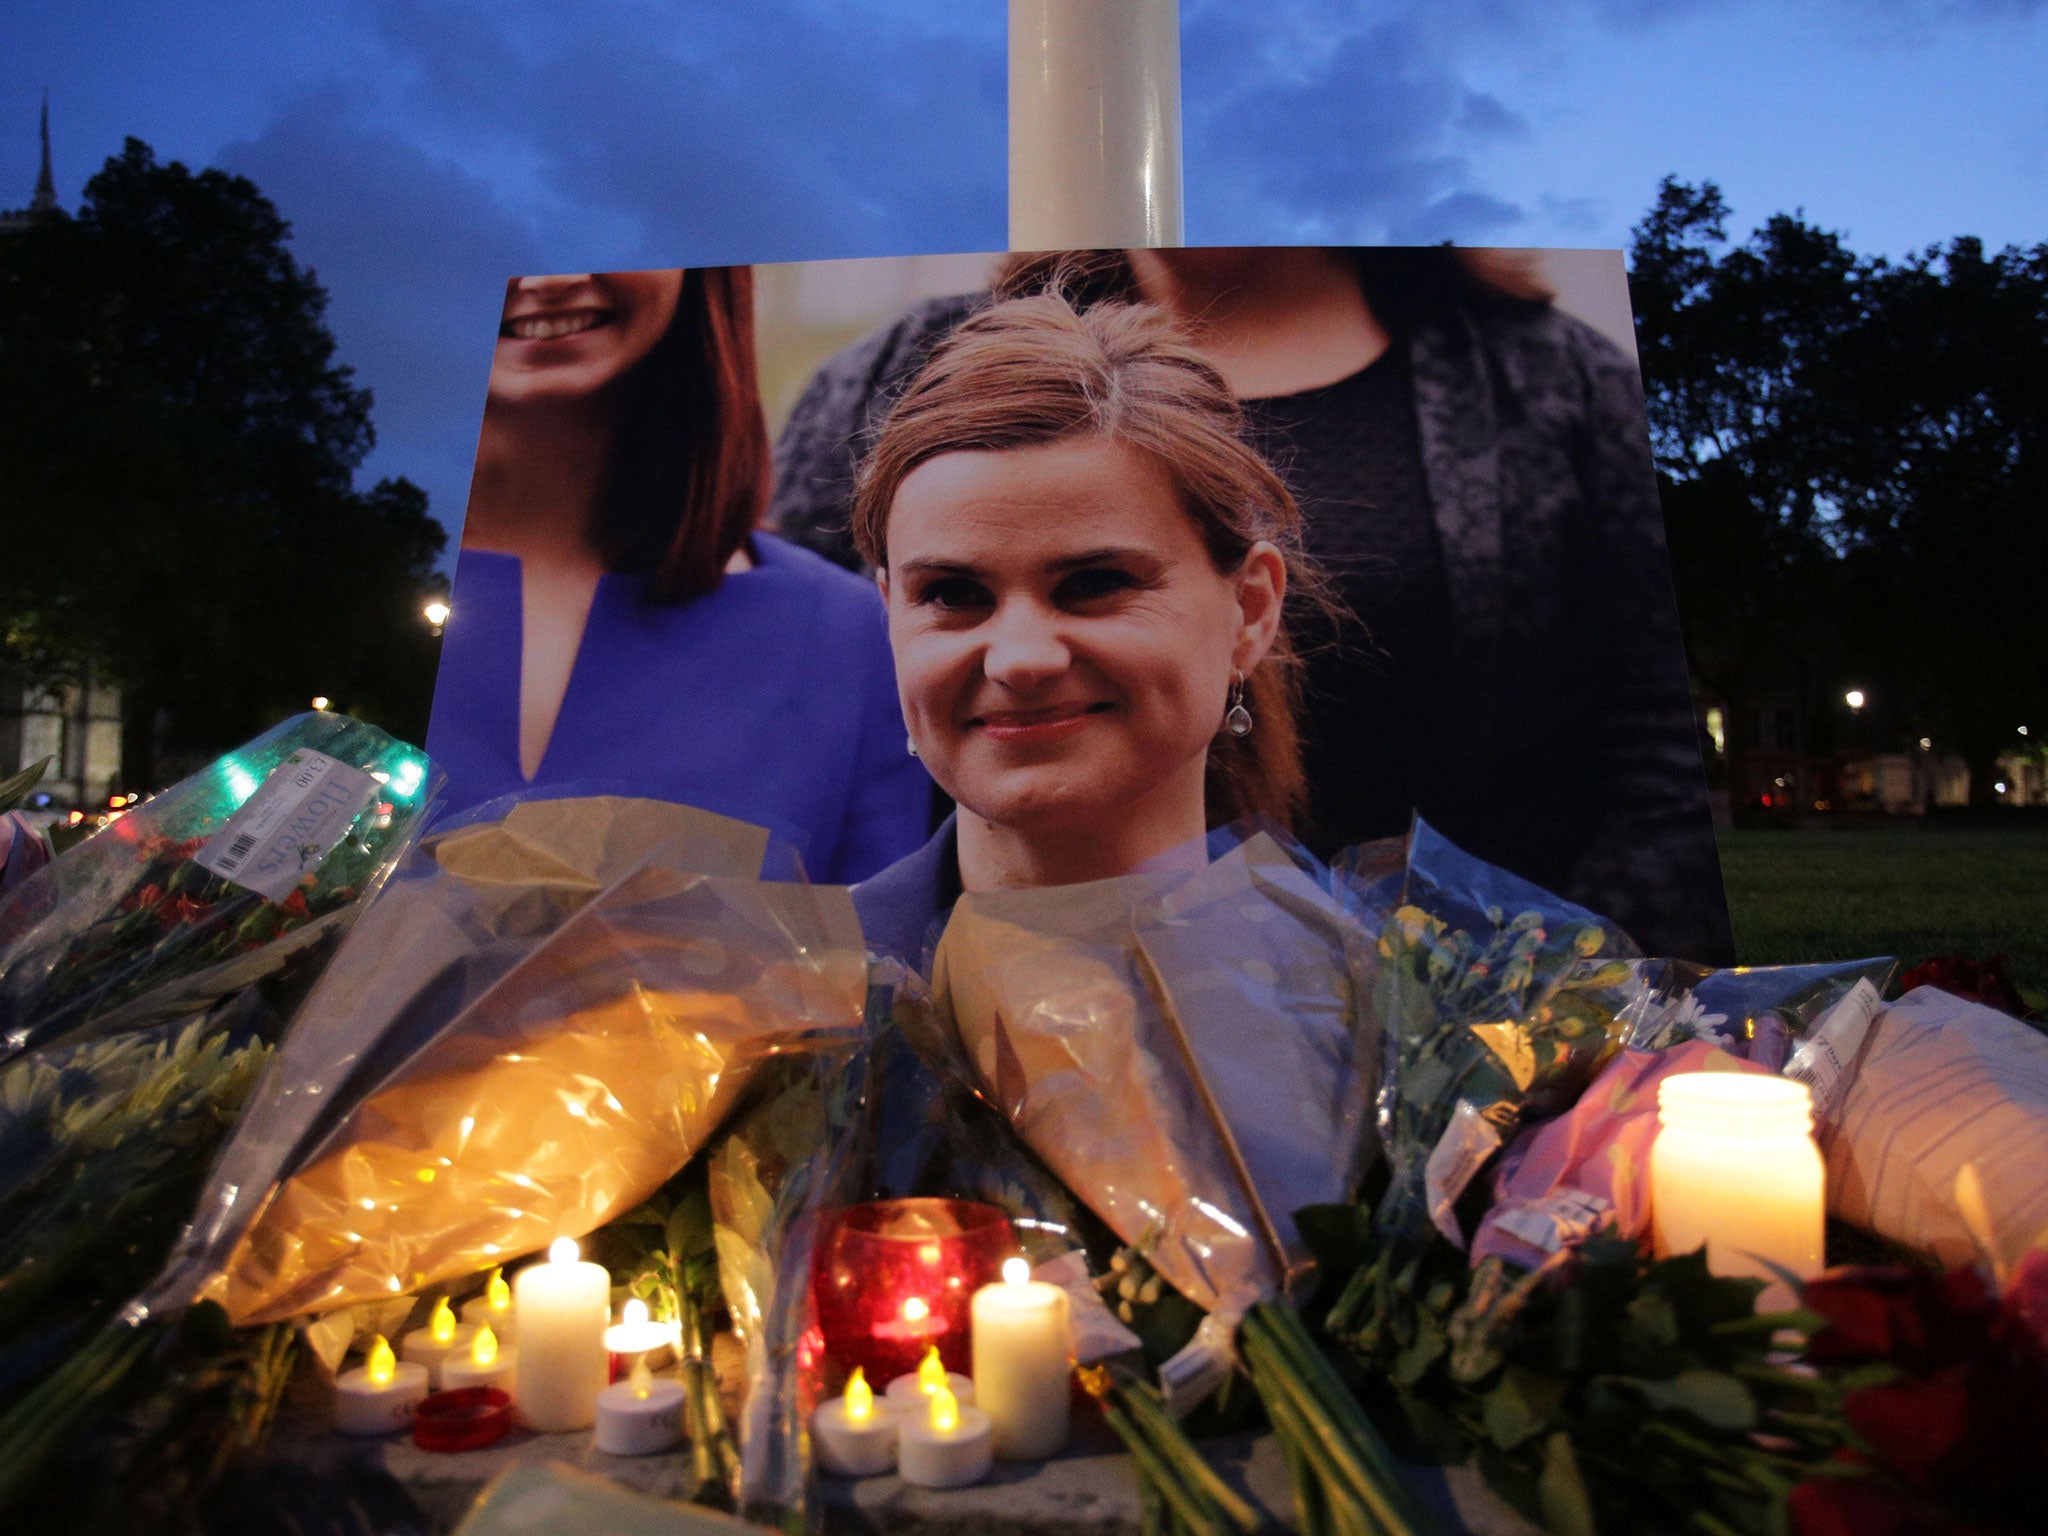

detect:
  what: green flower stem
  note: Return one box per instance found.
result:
[1258,1376,1380,1536]
[1242,1307,1442,1536]
[0,1319,157,1513]
[1094,1370,1258,1536]
[1244,1304,1438,1533]
[1102,1398,1235,1536]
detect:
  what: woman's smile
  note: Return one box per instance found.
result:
[500,307,615,342]
[968,701,1117,742]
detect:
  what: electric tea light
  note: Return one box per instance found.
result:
[897,1379,993,1489]
[604,1296,676,1377]
[400,1295,474,1389]
[442,1321,517,1396]
[514,1236,611,1431]
[885,1343,974,1411]
[811,1366,898,1476]
[334,1334,429,1436]
[461,1266,516,1342]
[593,1358,685,1456]
[971,1257,1071,1459]
[1651,1073,1824,1294]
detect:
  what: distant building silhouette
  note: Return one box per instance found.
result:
[0,91,64,232]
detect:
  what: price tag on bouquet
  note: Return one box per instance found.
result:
[194,749,380,902]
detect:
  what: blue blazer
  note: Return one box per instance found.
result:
[852,815,958,971]
[425,533,932,883]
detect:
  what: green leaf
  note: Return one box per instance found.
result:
[1538,1430,1598,1536]
[1396,1386,1473,1465]
[1482,1365,1564,1450]
[1392,1315,1447,1387]
[1295,1202,1374,1274]
[1624,1290,1681,1350]
[0,756,51,815]
[1632,1368,1757,1431]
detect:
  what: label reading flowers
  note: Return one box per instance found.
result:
[194,749,378,902]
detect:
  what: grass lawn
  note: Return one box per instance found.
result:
[1716,826,2048,1008]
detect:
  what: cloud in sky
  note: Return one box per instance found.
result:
[6,0,2044,540]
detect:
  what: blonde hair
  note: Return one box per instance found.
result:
[853,291,1336,829]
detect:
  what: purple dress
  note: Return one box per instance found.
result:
[425,533,931,883]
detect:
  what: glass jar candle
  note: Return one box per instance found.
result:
[811,1198,1014,1385]
[1651,1073,1823,1286]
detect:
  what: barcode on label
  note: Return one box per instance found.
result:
[214,832,260,871]
[192,748,379,902]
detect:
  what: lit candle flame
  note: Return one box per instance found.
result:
[472,1324,498,1367]
[901,1296,929,1324]
[622,1297,649,1328]
[917,1345,946,1395]
[366,1334,395,1387]
[1003,1257,1030,1287]
[845,1367,873,1423]
[630,1357,654,1401]
[549,1236,579,1265]
[931,1380,959,1434]
[429,1295,456,1344]
[486,1267,509,1311]
[918,1241,942,1265]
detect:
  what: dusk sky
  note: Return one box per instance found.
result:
[6,0,2045,543]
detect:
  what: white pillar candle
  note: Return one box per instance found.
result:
[885,1344,975,1411]
[971,1257,1071,1459]
[334,1335,429,1435]
[461,1267,517,1343]
[897,1381,994,1489]
[400,1296,475,1389]
[593,1360,685,1456]
[1651,1074,1824,1300]
[812,1367,899,1476]
[514,1236,611,1431]
[441,1322,517,1397]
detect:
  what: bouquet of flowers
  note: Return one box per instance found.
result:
[0,712,435,1060]
[925,824,1444,1536]
[0,715,437,1524]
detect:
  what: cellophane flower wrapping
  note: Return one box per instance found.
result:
[928,827,1381,1338]
[197,822,868,1327]
[1369,818,1640,1260]
[1822,984,2048,1276]
[709,1031,872,1527]
[1470,953,1898,1270]
[136,793,774,1327]
[0,713,436,1061]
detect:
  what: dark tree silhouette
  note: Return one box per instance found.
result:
[0,139,445,787]
[1633,178,2047,805]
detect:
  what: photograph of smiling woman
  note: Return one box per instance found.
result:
[425,270,931,881]
[848,293,1351,960]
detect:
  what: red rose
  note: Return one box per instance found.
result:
[1788,1474,1972,1536]
[1897,955,2036,1020]
[1845,1364,1973,1486]
[1804,1267,1928,1363]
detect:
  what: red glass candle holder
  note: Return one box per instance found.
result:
[811,1198,1014,1384]
[412,1386,513,1452]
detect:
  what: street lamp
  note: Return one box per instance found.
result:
[424,598,450,635]
[1844,689,1867,712]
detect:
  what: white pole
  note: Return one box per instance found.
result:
[1008,0,1184,251]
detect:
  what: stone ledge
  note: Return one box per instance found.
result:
[264,1376,1536,1535]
